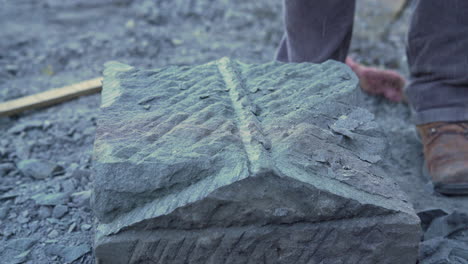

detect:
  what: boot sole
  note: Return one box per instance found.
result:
[423,161,468,195]
[433,183,468,196]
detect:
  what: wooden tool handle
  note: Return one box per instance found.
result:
[0,77,103,117]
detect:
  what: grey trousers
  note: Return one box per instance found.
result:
[277,0,468,125]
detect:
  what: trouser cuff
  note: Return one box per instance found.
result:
[412,107,468,125]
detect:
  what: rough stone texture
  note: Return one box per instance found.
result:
[92,58,421,264]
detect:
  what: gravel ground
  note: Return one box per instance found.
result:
[1,0,467,263]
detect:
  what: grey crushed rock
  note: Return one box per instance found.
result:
[0,163,15,177]
[418,211,468,263]
[4,238,37,251]
[37,206,52,219]
[0,206,9,220]
[60,179,76,194]
[68,223,77,233]
[7,121,45,134]
[0,189,20,201]
[12,249,32,264]
[52,205,68,219]
[81,224,92,231]
[17,212,30,224]
[0,238,37,263]
[45,244,91,263]
[71,190,91,207]
[32,192,69,206]
[17,159,64,180]
[48,230,59,239]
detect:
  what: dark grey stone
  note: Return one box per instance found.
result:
[11,249,31,264]
[0,189,19,201]
[81,224,92,231]
[92,58,421,263]
[0,163,15,177]
[420,238,468,264]
[419,211,468,264]
[45,244,91,263]
[17,159,64,179]
[61,179,76,194]
[48,230,59,239]
[7,120,44,134]
[0,238,37,263]
[52,205,68,219]
[0,206,9,220]
[32,192,69,206]
[37,206,52,219]
[417,209,448,232]
[424,211,468,241]
[71,190,91,207]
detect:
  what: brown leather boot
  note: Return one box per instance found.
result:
[417,122,468,195]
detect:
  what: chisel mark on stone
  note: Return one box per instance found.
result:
[217,57,273,176]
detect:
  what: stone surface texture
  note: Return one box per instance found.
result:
[92,58,421,264]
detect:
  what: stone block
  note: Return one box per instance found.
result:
[92,58,421,263]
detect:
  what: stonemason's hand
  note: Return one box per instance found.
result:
[346,57,406,103]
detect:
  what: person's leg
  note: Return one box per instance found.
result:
[276,0,406,102]
[407,0,468,194]
[276,0,356,63]
[406,0,468,124]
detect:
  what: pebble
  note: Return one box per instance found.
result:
[5,238,37,251]
[0,163,15,177]
[14,195,29,205]
[52,205,68,219]
[71,169,91,179]
[5,64,18,74]
[424,211,468,240]
[45,244,91,263]
[0,185,14,193]
[32,192,69,206]
[37,206,52,219]
[0,206,9,220]
[0,239,35,263]
[68,223,77,233]
[418,210,468,263]
[125,19,135,29]
[7,121,44,134]
[61,179,76,194]
[48,229,59,238]
[17,159,64,179]
[28,221,39,233]
[17,215,30,224]
[43,120,52,129]
[21,210,29,217]
[13,250,31,263]
[71,190,91,207]
[0,139,8,147]
[72,132,82,141]
[8,212,17,219]
[81,224,92,231]
[0,147,6,158]
[46,218,59,224]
